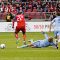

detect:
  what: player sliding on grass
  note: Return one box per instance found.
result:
[17,32,58,49]
[12,12,26,45]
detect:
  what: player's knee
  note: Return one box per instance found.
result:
[22,32,25,35]
[15,31,18,34]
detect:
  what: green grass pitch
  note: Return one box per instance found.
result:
[0,32,60,60]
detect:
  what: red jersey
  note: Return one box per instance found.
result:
[15,14,25,27]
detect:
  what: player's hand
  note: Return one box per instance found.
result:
[42,32,45,34]
[41,31,45,34]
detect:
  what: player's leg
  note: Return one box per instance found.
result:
[15,27,20,44]
[17,44,33,48]
[54,31,59,49]
[54,31,58,39]
[17,44,28,48]
[17,41,36,48]
[22,28,26,45]
[57,31,60,42]
[54,31,58,43]
[17,40,40,48]
[54,31,60,42]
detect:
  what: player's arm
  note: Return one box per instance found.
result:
[44,33,49,40]
[12,20,14,28]
[42,32,49,40]
[49,19,55,32]
[49,22,53,32]
[12,16,16,28]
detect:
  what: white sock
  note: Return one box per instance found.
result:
[58,39,60,42]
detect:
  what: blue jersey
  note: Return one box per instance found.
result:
[51,16,60,31]
[32,34,55,48]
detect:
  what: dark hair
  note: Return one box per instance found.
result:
[17,11,22,15]
[48,37,53,42]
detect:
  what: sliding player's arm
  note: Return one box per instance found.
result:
[42,32,48,40]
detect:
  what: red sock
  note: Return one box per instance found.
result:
[15,34,18,39]
[23,34,26,41]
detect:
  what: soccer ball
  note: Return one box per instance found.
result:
[0,44,5,49]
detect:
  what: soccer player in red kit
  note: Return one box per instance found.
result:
[12,12,26,45]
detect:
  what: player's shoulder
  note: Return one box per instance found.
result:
[55,16,60,19]
[56,16,60,17]
[52,16,59,21]
[16,14,21,17]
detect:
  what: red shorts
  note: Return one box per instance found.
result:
[15,26,26,34]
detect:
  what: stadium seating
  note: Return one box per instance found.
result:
[27,9,32,12]
[35,12,41,19]
[24,12,30,18]
[0,0,59,21]
[29,12,36,19]
[32,7,38,12]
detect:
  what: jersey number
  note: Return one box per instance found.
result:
[17,16,23,21]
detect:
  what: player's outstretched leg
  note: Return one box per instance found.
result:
[17,45,28,48]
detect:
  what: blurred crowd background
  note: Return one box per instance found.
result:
[0,0,60,22]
